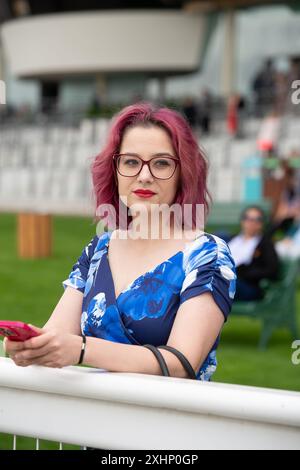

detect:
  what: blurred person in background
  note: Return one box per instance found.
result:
[271,168,300,235]
[197,88,213,135]
[87,94,102,117]
[257,109,281,154]
[288,59,300,87]
[182,96,197,130]
[252,59,276,116]
[226,94,246,139]
[274,70,289,114]
[229,206,279,301]
[226,94,238,138]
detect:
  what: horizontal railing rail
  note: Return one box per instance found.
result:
[0,357,300,450]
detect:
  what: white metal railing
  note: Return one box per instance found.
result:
[0,357,300,450]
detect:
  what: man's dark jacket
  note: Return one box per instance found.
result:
[234,235,280,292]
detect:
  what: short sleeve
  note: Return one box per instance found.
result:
[179,234,236,321]
[62,235,99,294]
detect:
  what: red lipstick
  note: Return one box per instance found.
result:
[133,189,156,198]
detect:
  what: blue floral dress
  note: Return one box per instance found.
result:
[63,231,236,381]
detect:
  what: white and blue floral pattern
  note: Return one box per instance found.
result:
[63,231,236,381]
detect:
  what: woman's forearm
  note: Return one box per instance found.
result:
[83,337,189,379]
[43,287,83,335]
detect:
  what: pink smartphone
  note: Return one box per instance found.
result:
[0,321,40,342]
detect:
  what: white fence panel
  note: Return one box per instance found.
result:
[0,358,299,450]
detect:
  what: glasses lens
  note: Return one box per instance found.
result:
[243,215,263,222]
[150,157,176,179]
[117,155,142,176]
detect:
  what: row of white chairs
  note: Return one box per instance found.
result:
[0,143,101,169]
[208,169,243,202]
[0,119,111,147]
[0,168,92,201]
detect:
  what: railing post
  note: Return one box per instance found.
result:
[17,213,52,258]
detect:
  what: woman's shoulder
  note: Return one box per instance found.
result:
[92,230,118,255]
[187,231,232,254]
[82,230,112,259]
[182,232,235,273]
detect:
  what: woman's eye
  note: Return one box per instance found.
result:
[124,159,139,166]
[154,160,171,167]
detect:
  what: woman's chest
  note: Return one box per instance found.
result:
[107,241,181,299]
[82,236,187,345]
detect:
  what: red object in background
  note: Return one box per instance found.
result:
[257,115,280,153]
[258,141,274,152]
[227,98,238,135]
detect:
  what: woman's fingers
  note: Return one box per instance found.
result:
[4,338,25,355]
[9,330,56,364]
[23,330,55,350]
[13,354,60,368]
[13,356,45,367]
[14,344,54,362]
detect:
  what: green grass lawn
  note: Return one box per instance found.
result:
[0,213,299,449]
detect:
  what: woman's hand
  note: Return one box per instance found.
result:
[3,336,26,357]
[5,324,83,368]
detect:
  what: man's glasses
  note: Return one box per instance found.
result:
[113,154,180,180]
[242,214,264,223]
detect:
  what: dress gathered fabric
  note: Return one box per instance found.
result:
[63,230,236,381]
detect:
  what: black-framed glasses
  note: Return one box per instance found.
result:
[113,153,180,180]
[242,214,264,223]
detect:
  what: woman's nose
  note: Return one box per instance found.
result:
[137,164,154,182]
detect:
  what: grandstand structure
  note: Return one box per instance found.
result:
[0,1,212,108]
[1,0,299,107]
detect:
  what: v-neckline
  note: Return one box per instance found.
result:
[104,230,204,301]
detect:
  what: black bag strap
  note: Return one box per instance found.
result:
[143,344,170,377]
[158,345,197,380]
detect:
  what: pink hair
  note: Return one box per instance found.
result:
[91,102,210,230]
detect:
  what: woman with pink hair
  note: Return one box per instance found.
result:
[5,102,236,382]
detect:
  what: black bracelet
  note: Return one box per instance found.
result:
[158,345,197,380]
[78,335,86,365]
[143,344,170,377]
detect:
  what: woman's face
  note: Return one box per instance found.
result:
[116,125,180,214]
[241,208,264,237]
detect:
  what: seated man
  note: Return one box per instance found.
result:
[229,206,279,301]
